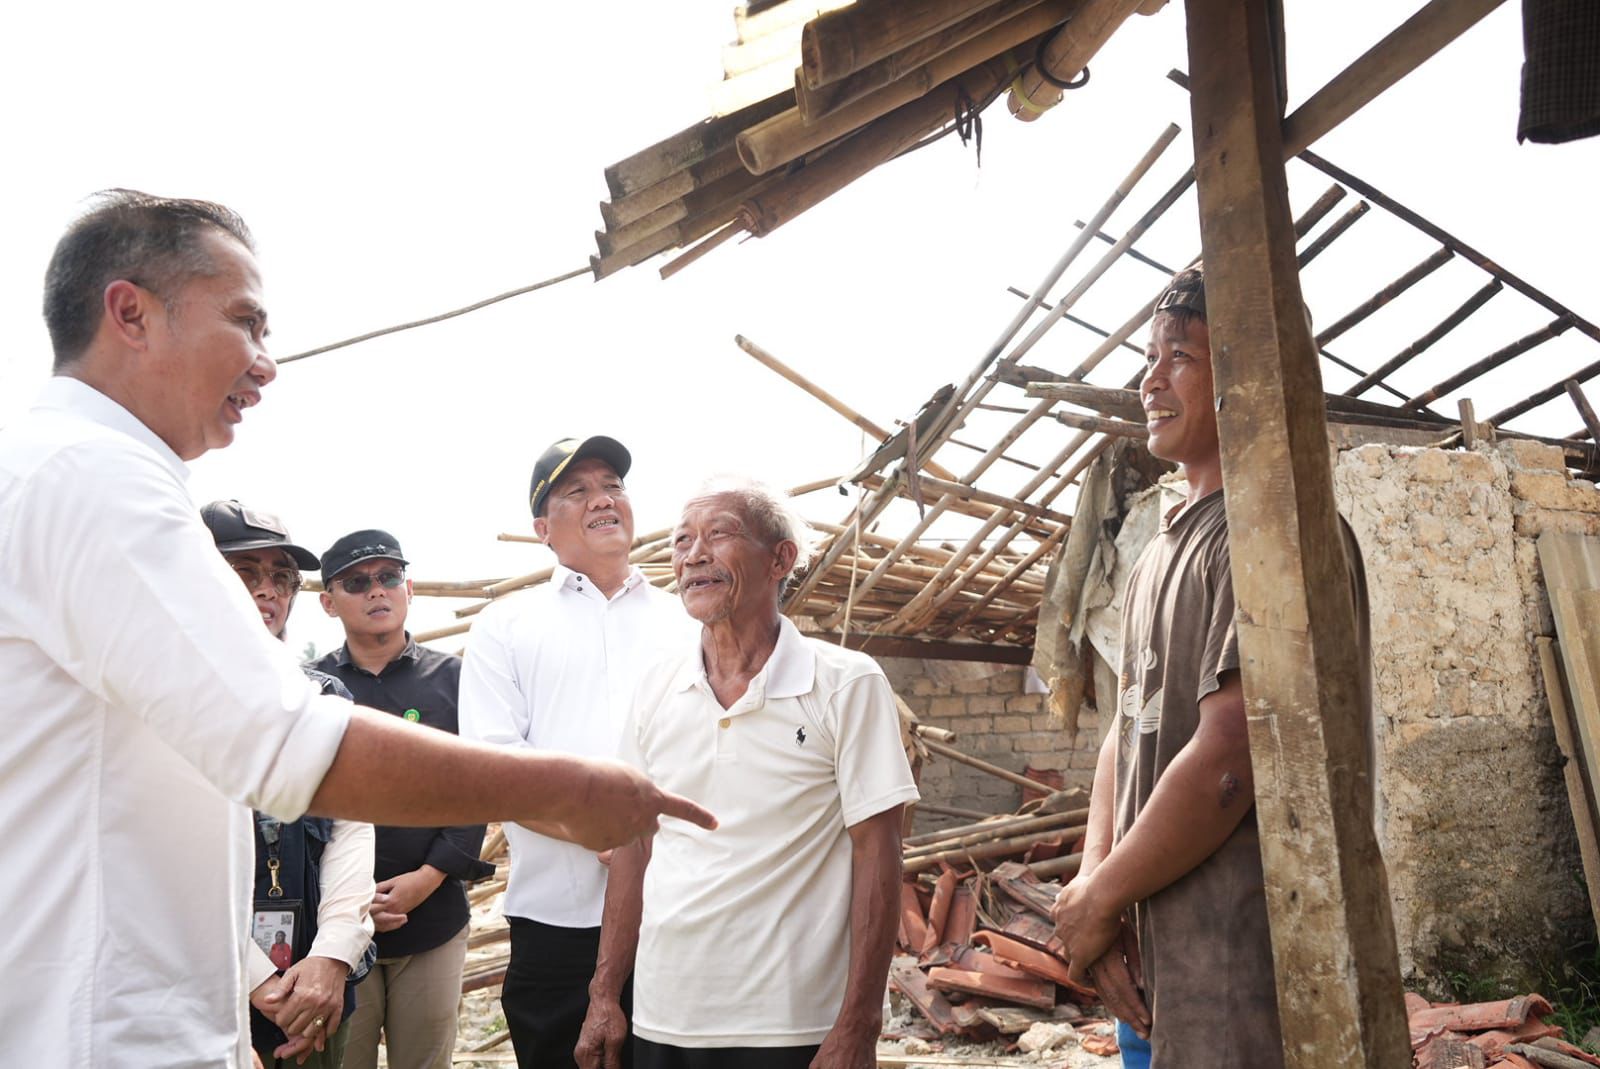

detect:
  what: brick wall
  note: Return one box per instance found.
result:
[876,658,1101,834]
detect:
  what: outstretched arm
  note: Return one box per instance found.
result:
[308,708,715,851]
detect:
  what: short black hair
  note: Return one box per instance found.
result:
[42,189,255,370]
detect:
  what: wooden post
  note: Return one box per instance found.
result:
[1184,1,1409,1066]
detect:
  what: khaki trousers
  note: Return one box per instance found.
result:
[342,924,469,1069]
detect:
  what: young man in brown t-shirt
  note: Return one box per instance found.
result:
[1050,267,1370,1069]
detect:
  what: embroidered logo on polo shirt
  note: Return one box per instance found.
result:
[403,708,421,723]
[795,726,807,747]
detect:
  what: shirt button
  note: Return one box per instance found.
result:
[719,718,731,729]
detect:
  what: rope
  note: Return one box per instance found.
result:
[275,266,588,365]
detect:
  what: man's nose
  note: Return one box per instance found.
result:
[252,350,277,388]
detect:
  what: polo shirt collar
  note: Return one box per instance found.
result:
[34,376,187,483]
[331,633,419,671]
[670,615,816,700]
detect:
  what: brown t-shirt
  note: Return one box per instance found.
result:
[1112,490,1371,1069]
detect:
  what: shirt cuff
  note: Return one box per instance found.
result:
[247,943,278,992]
[307,921,372,972]
[424,835,498,883]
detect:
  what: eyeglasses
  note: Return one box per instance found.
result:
[231,563,303,596]
[333,569,405,595]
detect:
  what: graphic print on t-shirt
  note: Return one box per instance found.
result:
[1119,645,1164,750]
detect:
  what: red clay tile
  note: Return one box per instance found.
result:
[1406,991,1434,1019]
[1411,995,1554,1034]
[927,967,1057,1009]
[1078,1026,1120,1057]
[1000,911,1066,956]
[1416,1030,1487,1069]
[1536,1037,1600,1066]
[1494,1054,1537,1069]
[973,929,1097,1001]
[990,861,1059,918]
[899,881,929,953]
[890,960,961,1035]
[945,884,978,947]
[922,869,958,955]
[944,944,1035,983]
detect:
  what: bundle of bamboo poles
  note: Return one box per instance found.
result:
[592,0,1151,280]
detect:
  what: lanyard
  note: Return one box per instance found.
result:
[256,813,285,899]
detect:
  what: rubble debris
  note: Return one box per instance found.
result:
[1406,991,1593,1069]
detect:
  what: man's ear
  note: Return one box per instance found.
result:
[320,591,336,617]
[404,578,414,604]
[533,516,549,542]
[773,540,799,580]
[102,279,156,350]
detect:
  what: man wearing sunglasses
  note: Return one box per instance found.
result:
[202,500,376,1069]
[312,530,495,1069]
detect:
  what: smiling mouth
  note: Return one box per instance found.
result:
[683,576,723,591]
[1145,407,1178,423]
[587,517,620,530]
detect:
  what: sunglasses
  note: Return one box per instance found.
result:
[232,563,303,597]
[333,569,406,595]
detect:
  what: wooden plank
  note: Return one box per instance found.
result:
[1280,0,1508,157]
[1534,636,1600,934]
[1184,1,1410,1066]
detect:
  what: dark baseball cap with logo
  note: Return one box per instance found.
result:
[200,500,320,571]
[321,529,409,581]
[1155,265,1206,320]
[528,435,632,517]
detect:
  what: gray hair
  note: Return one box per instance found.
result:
[690,475,817,587]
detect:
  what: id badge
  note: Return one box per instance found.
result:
[252,899,305,973]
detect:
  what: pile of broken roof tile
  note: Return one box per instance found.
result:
[1408,992,1599,1069]
[887,858,1118,1057]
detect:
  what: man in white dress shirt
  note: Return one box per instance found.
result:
[0,190,714,1069]
[460,436,695,1069]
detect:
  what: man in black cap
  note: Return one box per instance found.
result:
[202,500,377,1069]
[312,530,495,1069]
[459,437,695,1069]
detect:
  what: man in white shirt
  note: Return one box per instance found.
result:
[201,499,378,1069]
[576,478,918,1069]
[460,436,695,1069]
[0,190,714,1069]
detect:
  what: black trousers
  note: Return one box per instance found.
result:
[504,917,630,1069]
[633,1037,820,1069]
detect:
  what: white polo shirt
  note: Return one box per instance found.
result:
[458,565,695,927]
[622,616,920,1048]
[0,378,351,1068]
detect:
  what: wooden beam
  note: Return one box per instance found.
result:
[1185,1,1409,1067]
[1281,0,1508,157]
[824,633,1033,664]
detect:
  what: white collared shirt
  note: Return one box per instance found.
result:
[0,378,351,1068]
[458,563,696,926]
[244,818,376,991]
[621,616,920,1047]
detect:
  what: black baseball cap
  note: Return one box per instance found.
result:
[200,500,320,571]
[321,529,409,581]
[529,436,632,517]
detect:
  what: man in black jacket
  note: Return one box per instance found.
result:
[312,529,495,1069]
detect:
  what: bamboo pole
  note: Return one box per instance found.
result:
[603,93,792,199]
[1566,383,1600,447]
[921,738,1054,794]
[738,54,1018,237]
[1314,246,1454,348]
[1346,279,1502,398]
[904,807,1091,856]
[916,802,1002,821]
[596,160,767,256]
[1023,380,1143,420]
[903,806,1087,847]
[736,1,851,46]
[415,620,472,643]
[1297,201,1369,267]
[1027,852,1084,879]
[1007,0,1143,122]
[1053,410,1148,438]
[801,0,1013,89]
[1408,317,1576,414]
[784,127,1178,614]
[1290,185,1349,241]
[798,0,1050,121]
[940,522,1068,636]
[742,6,1073,176]
[599,148,744,231]
[903,823,1088,873]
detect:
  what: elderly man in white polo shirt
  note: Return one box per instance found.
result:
[0,191,714,1069]
[577,477,918,1069]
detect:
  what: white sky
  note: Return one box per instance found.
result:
[2,2,1595,657]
